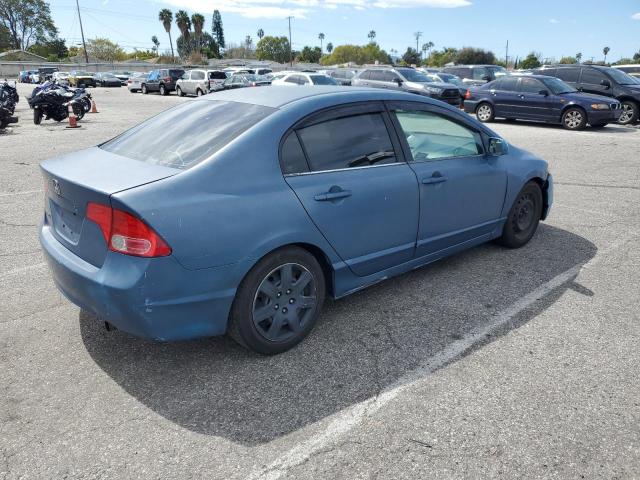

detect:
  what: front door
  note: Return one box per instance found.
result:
[283,103,420,277]
[513,77,553,120]
[388,102,508,257]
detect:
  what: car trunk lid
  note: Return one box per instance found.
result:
[41,146,177,267]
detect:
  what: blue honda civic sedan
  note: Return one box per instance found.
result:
[464,74,622,130]
[40,86,553,354]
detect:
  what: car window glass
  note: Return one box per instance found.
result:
[494,76,518,91]
[394,110,482,161]
[299,76,311,85]
[555,67,580,83]
[285,75,298,84]
[297,113,396,172]
[580,68,607,85]
[473,68,488,80]
[101,101,275,170]
[383,71,399,82]
[182,72,190,80]
[191,71,205,80]
[280,132,309,175]
[209,71,227,79]
[359,70,372,80]
[369,70,386,81]
[518,77,545,93]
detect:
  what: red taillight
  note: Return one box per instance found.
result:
[464,89,472,100]
[86,202,171,258]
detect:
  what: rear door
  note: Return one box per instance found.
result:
[283,102,420,277]
[554,67,581,89]
[489,76,520,117]
[387,101,507,257]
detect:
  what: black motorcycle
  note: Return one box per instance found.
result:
[28,87,85,125]
[0,81,18,129]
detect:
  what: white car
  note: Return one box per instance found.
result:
[127,72,148,93]
[271,72,338,86]
[52,72,70,85]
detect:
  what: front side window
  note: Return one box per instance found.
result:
[100,101,275,169]
[473,67,489,80]
[518,77,545,93]
[297,113,396,172]
[580,68,607,85]
[394,110,483,161]
[369,70,386,81]
[555,67,580,83]
[285,75,299,84]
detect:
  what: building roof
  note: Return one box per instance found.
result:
[0,50,47,61]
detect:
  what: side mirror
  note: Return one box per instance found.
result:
[488,137,509,156]
[538,89,550,96]
[600,79,611,89]
[394,78,403,85]
[481,75,491,81]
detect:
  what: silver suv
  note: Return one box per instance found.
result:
[352,67,462,106]
[176,69,227,97]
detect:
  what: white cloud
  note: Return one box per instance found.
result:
[632,12,640,20]
[159,0,471,19]
[549,18,559,24]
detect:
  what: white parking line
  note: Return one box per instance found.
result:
[247,232,637,480]
[0,189,41,198]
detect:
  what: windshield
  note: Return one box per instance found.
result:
[605,67,638,85]
[398,69,431,82]
[311,75,337,85]
[100,101,275,169]
[437,73,464,86]
[542,77,577,94]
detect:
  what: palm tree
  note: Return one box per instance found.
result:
[191,13,205,53]
[151,35,160,54]
[318,32,325,52]
[576,52,582,64]
[326,42,333,54]
[175,10,191,41]
[257,28,264,40]
[158,9,175,60]
[368,30,376,43]
[603,46,610,64]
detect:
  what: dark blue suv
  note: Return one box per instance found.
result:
[464,74,622,130]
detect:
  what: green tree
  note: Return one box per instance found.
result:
[257,28,264,40]
[318,32,325,52]
[634,51,640,62]
[402,47,420,65]
[158,9,175,60]
[427,47,458,66]
[191,13,205,53]
[175,10,191,43]
[559,56,577,64]
[255,35,290,63]
[151,35,159,54]
[326,42,333,54]
[28,36,67,58]
[455,47,496,65]
[298,46,321,63]
[320,43,390,66]
[367,30,376,43]
[603,46,610,64]
[0,0,57,50]
[86,37,125,61]
[519,52,542,69]
[212,10,225,49]
[177,31,218,59]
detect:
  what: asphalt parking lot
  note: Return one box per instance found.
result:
[1,84,639,479]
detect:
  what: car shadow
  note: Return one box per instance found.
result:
[492,118,638,133]
[80,224,596,446]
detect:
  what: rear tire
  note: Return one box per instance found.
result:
[618,100,639,125]
[159,84,167,95]
[476,102,495,122]
[497,181,543,249]
[33,108,43,125]
[141,84,148,94]
[562,107,587,130]
[196,88,203,97]
[176,86,184,97]
[228,246,326,355]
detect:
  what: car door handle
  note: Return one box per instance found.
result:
[421,175,448,185]
[314,190,352,201]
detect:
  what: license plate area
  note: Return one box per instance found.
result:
[50,200,83,245]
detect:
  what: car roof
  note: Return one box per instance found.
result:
[200,85,444,109]
[502,74,555,80]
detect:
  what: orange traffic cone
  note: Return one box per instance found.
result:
[90,99,98,113]
[66,104,81,129]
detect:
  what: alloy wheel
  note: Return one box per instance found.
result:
[564,110,583,129]
[252,263,317,342]
[477,104,492,121]
[619,104,634,124]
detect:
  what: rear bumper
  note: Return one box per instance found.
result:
[40,224,239,341]
[463,100,479,114]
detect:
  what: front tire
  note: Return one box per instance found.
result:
[228,247,326,355]
[33,108,43,125]
[476,102,495,122]
[176,86,184,97]
[159,84,167,95]
[618,100,639,125]
[141,84,148,94]
[497,181,543,249]
[562,107,586,130]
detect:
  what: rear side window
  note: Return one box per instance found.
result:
[169,69,185,79]
[191,71,205,80]
[369,70,386,81]
[100,101,275,169]
[359,70,372,80]
[493,77,518,91]
[297,113,396,172]
[555,68,580,83]
[209,71,227,79]
[580,68,606,85]
[280,133,309,175]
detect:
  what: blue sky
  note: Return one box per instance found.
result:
[52,0,640,61]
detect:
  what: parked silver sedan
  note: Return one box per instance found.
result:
[127,72,148,93]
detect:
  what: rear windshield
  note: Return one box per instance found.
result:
[310,75,337,85]
[100,100,275,169]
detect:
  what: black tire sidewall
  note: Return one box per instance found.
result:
[229,247,326,355]
[33,109,42,125]
[499,182,543,248]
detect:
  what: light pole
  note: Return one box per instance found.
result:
[75,0,89,63]
[287,16,293,67]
